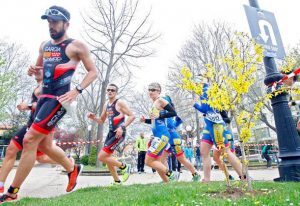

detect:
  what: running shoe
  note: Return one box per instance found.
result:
[192,173,201,182]
[0,194,18,203]
[66,164,83,192]
[121,164,131,182]
[168,172,176,182]
[109,181,122,187]
[229,174,235,180]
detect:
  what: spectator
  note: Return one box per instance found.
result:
[184,145,193,163]
[262,143,272,169]
[135,132,147,173]
[195,144,202,170]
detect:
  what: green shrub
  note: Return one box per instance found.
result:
[88,146,97,166]
[80,155,89,165]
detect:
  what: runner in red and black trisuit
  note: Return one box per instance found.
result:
[0,70,74,194]
[88,84,135,185]
[0,5,97,203]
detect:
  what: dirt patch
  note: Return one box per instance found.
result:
[206,187,263,200]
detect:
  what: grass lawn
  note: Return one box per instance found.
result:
[7,181,300,206]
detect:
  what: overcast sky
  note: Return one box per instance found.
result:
[1,0,299,92]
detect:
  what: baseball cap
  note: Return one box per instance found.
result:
[41,6,70,22]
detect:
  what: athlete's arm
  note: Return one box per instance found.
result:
[158,98,177,119]
[58,40,98,103]
[74,40,98,90]
[28,42,45,76]
[87,104,107,125]
[118,100,136,128]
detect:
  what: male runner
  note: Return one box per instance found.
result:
[140,83,177,183]
[0,70,73,193]
[193,82,243,182]
[87,84,135,184]
[161,95,200,181]
[0,5,97,202]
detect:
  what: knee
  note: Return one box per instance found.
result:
[36,155,45,163]
[23,133,40,150]
[5,145,18,158]
[145,156,151,166]
[200,151,209,159]
[98,151,106,162]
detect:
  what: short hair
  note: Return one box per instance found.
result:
[148,82,161,92]
[108,83,119,92]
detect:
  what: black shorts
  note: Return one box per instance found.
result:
[102,131,126,154]
[31,96,66,135]
[12,125,44,156]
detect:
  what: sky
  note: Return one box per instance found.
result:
[1,0,299,92]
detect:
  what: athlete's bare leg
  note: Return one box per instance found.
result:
[98,150,122,181]
[0,142,19,184]
[145,155,169,182]
[201,142,213,182]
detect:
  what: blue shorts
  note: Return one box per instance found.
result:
[224,129,235,152]
[165,130,184,157]
[201,122,229,148]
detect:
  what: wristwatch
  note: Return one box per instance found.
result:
[121,125,126,131]
[27,103,33,110]
[75,85,84,94]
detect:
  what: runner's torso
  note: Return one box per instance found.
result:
[149,104,169,137]
[42,39,77,96]
[106,99,125,131]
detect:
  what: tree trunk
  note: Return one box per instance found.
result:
[233,112,253,191]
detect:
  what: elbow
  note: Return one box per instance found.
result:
[131,115,136,121]
[93,70,98,80]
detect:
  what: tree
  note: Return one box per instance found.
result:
[0,40,32,125]
[79,0,159,157]
[179,32,264,190]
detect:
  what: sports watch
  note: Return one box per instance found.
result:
[75,85,84,94]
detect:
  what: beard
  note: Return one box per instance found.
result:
[50,28,66,40]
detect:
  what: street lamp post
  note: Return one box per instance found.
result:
[248,0,300,181]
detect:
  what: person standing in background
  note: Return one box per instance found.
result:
[135,133,147,173]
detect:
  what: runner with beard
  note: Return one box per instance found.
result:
[0,5,97,202]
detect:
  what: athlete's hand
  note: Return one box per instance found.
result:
[28,65,43,76]
[115,127,123,138]
[58,89,79,105]
[87,112,97,121]
[140,116,146,122]
[17,102,29,111]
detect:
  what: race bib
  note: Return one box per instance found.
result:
[206,111,223,123]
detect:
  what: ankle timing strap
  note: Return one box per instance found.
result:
[8,186,19,194]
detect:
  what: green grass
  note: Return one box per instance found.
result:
[7,182,300,206]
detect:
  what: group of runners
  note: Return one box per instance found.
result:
[0,5,246,203]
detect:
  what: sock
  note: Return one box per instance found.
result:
[8,186,19,194]
[0,182,4,187]
[115,180,121,183]
[119,163,126,170]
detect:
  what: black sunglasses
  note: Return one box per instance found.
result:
[148,89,157,92]
[107,89,116,92]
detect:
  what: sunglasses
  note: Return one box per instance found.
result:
[148,89,158,92]
[107,89,116,92]
[45,9,69,21]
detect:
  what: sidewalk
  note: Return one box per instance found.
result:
[3,165,280,199]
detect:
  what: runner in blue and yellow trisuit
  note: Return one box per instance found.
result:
[193,81,243,182]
